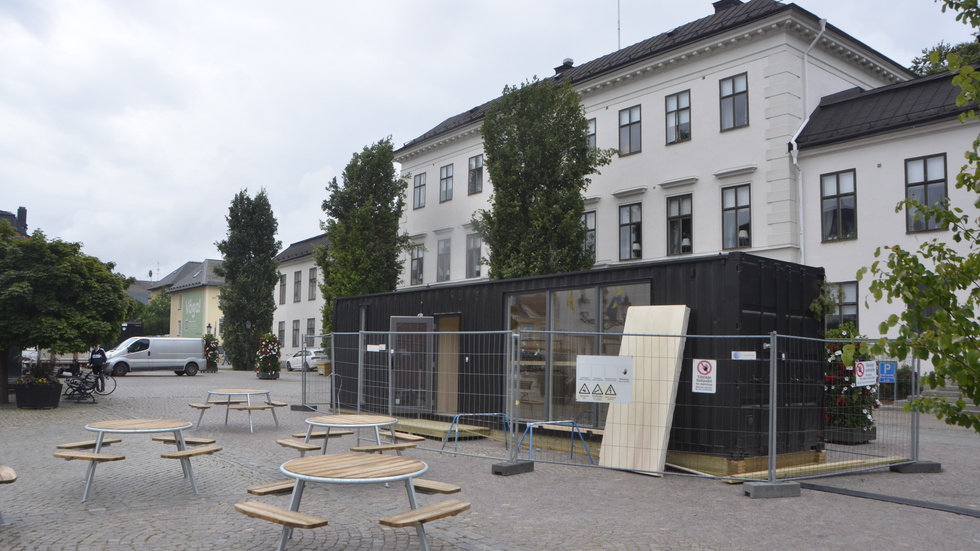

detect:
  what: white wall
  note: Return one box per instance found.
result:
[799,118,980,338]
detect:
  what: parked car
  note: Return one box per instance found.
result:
[283,349,326,371]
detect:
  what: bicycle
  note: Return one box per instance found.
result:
[63,367,116,402]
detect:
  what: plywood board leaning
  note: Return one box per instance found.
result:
[599,305,690,473]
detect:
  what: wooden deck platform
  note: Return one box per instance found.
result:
[394,418,490,440]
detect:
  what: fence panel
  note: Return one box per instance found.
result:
[302,330,918,480]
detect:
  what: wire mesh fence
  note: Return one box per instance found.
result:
[297,329,920,481]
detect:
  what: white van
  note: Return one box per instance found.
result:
[105,337,204,376]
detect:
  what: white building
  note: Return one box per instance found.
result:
[797,72,980,331]
[273,233,328,357]
[393,0,978,335]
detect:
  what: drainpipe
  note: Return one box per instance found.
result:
[789,18,827,266]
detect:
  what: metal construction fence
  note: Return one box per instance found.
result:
[297,330,921,482]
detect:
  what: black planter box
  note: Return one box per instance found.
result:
[14,383,63,409]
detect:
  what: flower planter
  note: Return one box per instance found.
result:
[14,383,64,409]
[256,372,279,380]
[824,425,877,445]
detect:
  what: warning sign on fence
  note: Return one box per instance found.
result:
[693,359,716,394]
[576,355,633,404]
[855,361,878,386]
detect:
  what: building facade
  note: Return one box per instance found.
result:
[150,260,225,339]
[393,0,978,336]
[273,234,328,358]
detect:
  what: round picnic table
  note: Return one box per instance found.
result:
[302,414,398,454]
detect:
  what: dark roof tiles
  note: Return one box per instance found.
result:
[796,71,972,149]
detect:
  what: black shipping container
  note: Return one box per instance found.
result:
[333,252,825,458]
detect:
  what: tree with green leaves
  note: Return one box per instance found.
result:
[315,137,410,333]
[0,224,129,402]
[473,77,613,280]
[910,39,980,76]
[215,189,281,371]
[139,292,171,336]
[859,0,980,433]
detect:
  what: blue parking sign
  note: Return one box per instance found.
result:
[879,361,897,383]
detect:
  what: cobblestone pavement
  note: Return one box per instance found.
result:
[1,369,978,550]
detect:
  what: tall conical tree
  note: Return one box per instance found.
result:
[315,137,410,333]
[215,189,281,370]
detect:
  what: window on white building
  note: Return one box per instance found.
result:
[410,247,424,285]
[308,268,317,300]
[413,173,426,209]
[722,185,751,249]
[440,164,454,202]
[821,170,857,241]
[667,195,692,255]
[720,73,748,130]
[279,274,286,304]
[278,321,285,346]
[466,233,482,278]
[291,319,300,348]
[618,105,641,154]
[825,281,858,331]
[583,211,596,261]
[587,118,597,149]
[619,203,642,260]
[293,270,302,302]
[666,90,691,144]
[437,238,451,282]
[905,154,947,232]
[468,155,483,195]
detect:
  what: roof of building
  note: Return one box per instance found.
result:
[796,70,973,150]
[125,279,154,305]
[153,259,226,293]
[396,0,911,154]
[275,233,329,263]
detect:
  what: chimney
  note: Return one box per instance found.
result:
[713,0,743,14]
[554,58,574,75]
[16,206,27,235]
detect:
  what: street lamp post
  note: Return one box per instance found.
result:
[206,323,212,335]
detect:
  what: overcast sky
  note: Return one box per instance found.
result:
[1,0,975,281]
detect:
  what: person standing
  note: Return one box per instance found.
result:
[89,344,107,374]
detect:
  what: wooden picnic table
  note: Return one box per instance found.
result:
[301,414,398,454]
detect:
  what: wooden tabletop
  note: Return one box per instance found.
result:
[282,453,426,483]
[208,388,269,395]
[86,419,193,432]
[306,414,397,427]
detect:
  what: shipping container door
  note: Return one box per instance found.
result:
[389,316,434,414]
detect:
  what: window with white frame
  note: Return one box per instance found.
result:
[291,319,300,347]
[279,274,286,304]
[410,246,423,285]
[722,185,751,249]
[583,211,596,260]
[437,238,451,282]
[825,281,858,331]
[466,233,482,278]
[293,270,302,302]
[413,173,426,209]
[666,90,691,144]
[468,155,483,195]
[667,195,693,255]
[618,105,641,154]
[821,170,857,241]
[277,321,285,346]
[905,154,947,232]
[308,268,317,300]
[619,203,642,260]
[306,318,315,340]
[439,164,454,202]
[587,118,596,149]
[720,73,748,130]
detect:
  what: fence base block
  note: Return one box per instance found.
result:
[890,461,942,474]
[743,481,801,499]
[492,460,534,476]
